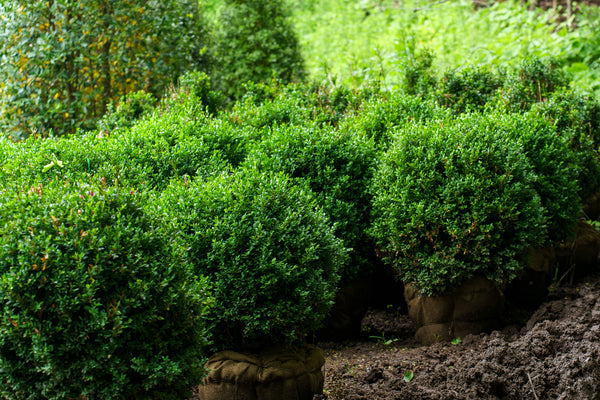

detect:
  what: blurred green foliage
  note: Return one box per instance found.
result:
[212,0,305,101]
[0,0,210,139]
[290,0,600,97]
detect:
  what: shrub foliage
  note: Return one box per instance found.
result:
[369,111,585,295]
[154,168,347,350]
[244,124,376,281]
[0,0,209,138]
[0,180,213,399]
[213,0,305,100]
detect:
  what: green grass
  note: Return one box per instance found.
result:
[289,0,600,96]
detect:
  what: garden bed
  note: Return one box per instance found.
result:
[314,273,600,400]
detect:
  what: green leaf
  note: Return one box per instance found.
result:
[403,371,414,383]
[566,62,589,73]
[42,161,55,173]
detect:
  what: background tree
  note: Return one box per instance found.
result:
[212,0,305,101]
[0,0,210,139]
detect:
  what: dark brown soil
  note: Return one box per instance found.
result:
[315,273,600,400]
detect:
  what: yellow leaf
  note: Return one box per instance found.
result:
[51,215,59,230]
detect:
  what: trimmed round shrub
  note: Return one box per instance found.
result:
[243,124,376,281]
[529,88,600,200]
[370,114,550,295]
[0,180,213,399]
[345,91,445,150]
[153,169,347,351]
[491,111,581,241]
[436,66,504,113]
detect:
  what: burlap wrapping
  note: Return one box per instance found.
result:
[196,346,324,400]
[405,277,504,345]
[528,246,556,274]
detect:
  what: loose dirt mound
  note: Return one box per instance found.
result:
[317,274,600,400]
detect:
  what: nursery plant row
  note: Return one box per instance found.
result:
[0,58,599,399]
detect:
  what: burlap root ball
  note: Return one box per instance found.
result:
[405,277,505,345]
[196,346,324,400]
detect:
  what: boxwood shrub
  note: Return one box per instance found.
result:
[0,107,234,191]
[495,57,570,112]
[230,80,377,131]
[243,124,376,281]
[484,111,582,241]
[436,66,504,114]
[0,180,213,399]
[529,88,600,200]
[369,111,582,295]
[344,92,445,150]
[152,168,346,350]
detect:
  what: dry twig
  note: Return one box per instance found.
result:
[527,372,540,400]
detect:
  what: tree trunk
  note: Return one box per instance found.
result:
[100,3,114,117]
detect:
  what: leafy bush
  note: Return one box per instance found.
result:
[243,125,376,281]
[230,83,309,130]
[528,89,600,201]
[213,0,305,100]
[0,104,236,191]
[231,80,376,130]
[0,180,213,399]
[437,66,504,113]
[98,91,157,134]
[153,169,346,350]
[101,117,231,190]
[495,57,570,112]
[282,81,380,127]
[532,88,600,142]
[176,71,226,116]
[344,91,445,150]
[484,111,581,241]
[369,112,582,295]
[0,0,209,139]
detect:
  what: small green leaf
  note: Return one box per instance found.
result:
[42,162,55,173]
[451,337,462,345]
[403,371,414,383]
[566,62,589,73]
